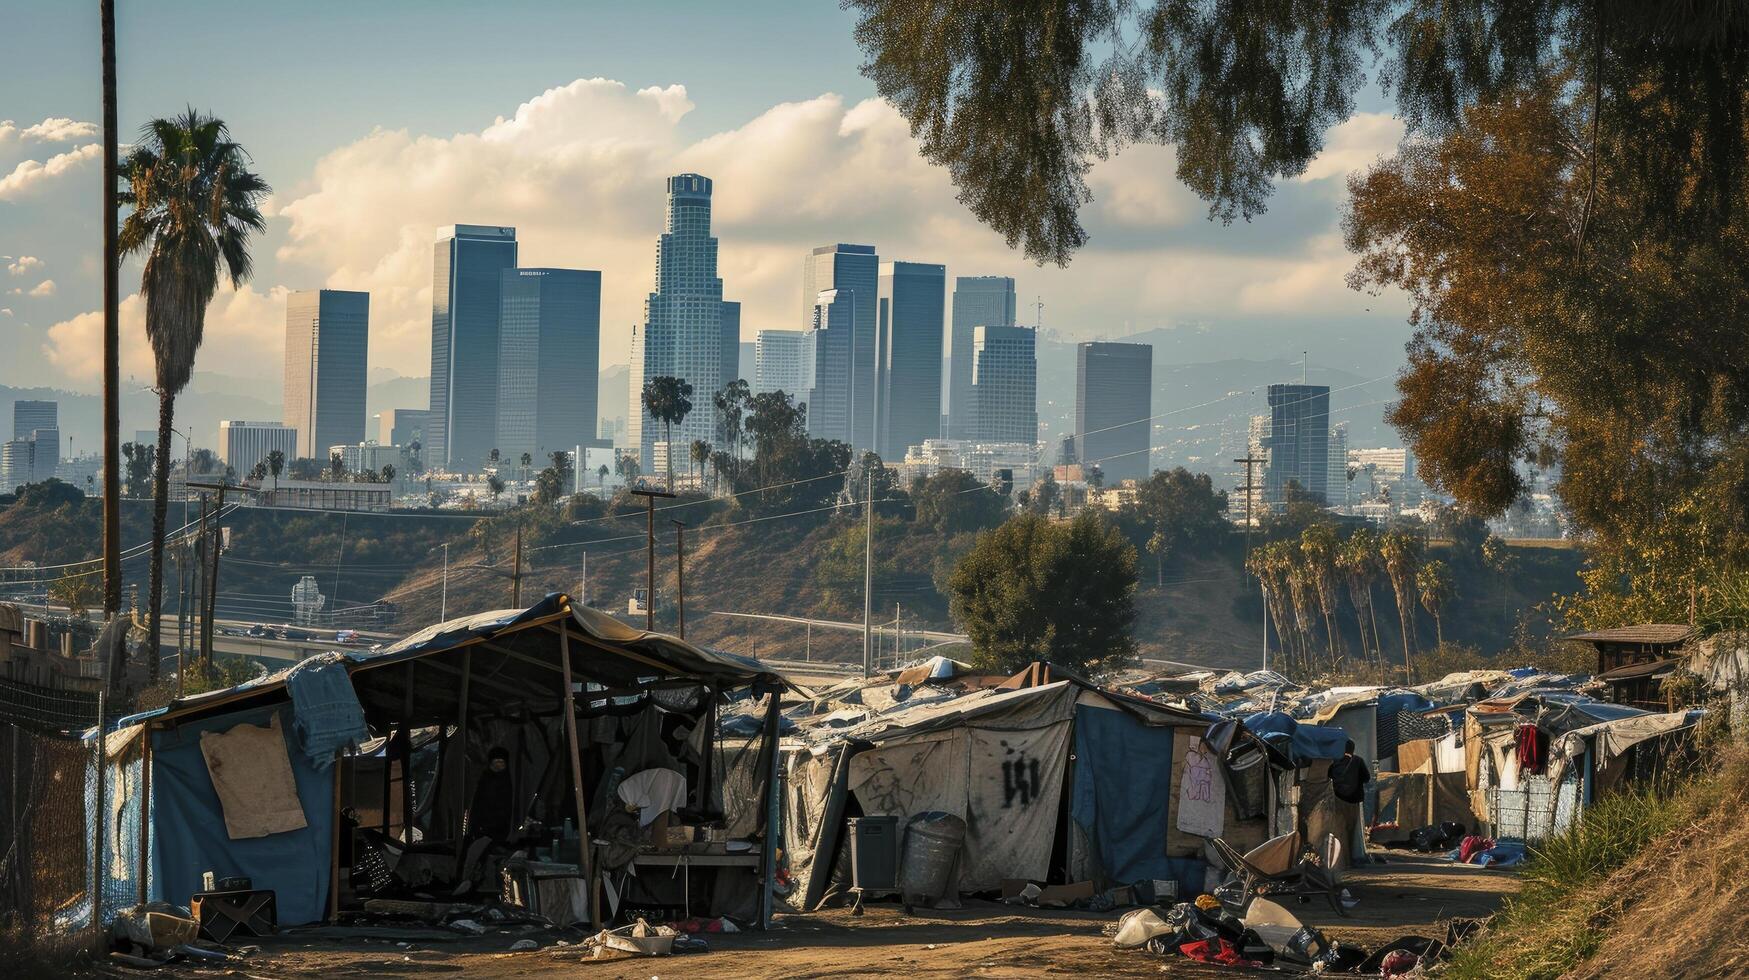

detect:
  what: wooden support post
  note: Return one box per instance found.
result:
[202,483,228,668]
[399,661,417,841]
[511,523,523,608]
[555,625,595,927]
[137,725,151,905]
[329,748,343,921]
[758,684,783,930]
[672,521,686,639]
[452,649,473,864]
[380,725,393,836]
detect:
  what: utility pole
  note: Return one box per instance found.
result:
[100,0,120,619]
[191,493,208,690]
[862,468,873,678]
[187,481,232,669]
[631,486,675,631]
[1234,454,1263,559]
[578,548,587,607]
[511,522,524,607]
[672,520,686,638]
[439,543,449,621]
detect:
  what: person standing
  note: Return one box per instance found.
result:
[1328,739,1371,866]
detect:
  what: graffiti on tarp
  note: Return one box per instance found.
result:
[1001,741,1042,808]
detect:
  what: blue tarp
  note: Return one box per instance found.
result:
[285,653,367,769]
[1244,711,1350,765]
[1069,705,1204,897]
[149,703,334,925]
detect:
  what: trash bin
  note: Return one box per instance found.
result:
[899,811,966,911]
[847,815,900,891]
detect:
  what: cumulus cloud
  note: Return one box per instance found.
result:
[6,255,42,276]
[0,308,12,317]
[21,117,98,142]
[1298,112,1404,183]
[0,143,101,200]
[43,282,289,385]
[26,279,54,297]
[255,77,1394,378]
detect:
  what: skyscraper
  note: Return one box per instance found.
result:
[755,330,807,395]
[1263,383,1331,504]
[284,289,369,460]
[802,244,878,450]
[430,225,517,471]
[804,289,857,444]
[1075,341,1153,482]
[497,268,601,463]
[877,261,946,460]
[948,276,1017,439]
[12,400,56,441]
[721,300,742,386]
[631,175,735,470]
[970,325,1037,444]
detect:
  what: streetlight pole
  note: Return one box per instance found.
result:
[440,543,449,621]
[861,469,873,678]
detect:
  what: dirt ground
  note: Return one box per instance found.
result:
[179,853,1516,979]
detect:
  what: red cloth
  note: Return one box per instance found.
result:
[1514,724,1547,773]
[1179,938,1263,968]
[1458,835,1497,863]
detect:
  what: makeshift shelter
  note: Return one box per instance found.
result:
[96,595,789,930]
[783,670,1272,911]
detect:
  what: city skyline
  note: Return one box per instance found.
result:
[283,288,369,460]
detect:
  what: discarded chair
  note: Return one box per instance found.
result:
[1211,831,1350,917]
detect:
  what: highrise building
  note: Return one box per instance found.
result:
[0,440,32,492]
[497,268,601,463]
[631,175,737,471]
[755,330,808,395]
[948,276,1017,439]
[1075,341,1153,483]
[12,400,56,441]
[1262,383,1331,504]
[804,289,857,444]
[376,409,432,452]
[1327,423,1350,508]
[970,325,1037,444]
[219,420,299,476]
[284,289,369,460]
[28,428,58,483]
[802,244,878,449]
[429,225,517,471]
[877,261,945,460]
[721,300,742,387]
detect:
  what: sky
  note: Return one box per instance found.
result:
[0,0,1412,397]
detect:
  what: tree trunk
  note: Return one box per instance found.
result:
[1367,582,1382,665]
[1394,580,1415,679]
[144,391,175,680]
[1435,612,1444,651]
[664,421,673,491]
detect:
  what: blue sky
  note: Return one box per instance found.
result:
[0,0,1412,397]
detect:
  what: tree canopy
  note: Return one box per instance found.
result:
[848,1,1749,265]
[948,510,1138,676]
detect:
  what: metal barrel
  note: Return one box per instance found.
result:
[899,812,966,902]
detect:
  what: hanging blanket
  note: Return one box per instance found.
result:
[200,713,308,839]
[285,652,367,769]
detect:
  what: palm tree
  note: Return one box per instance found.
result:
[118,109,267,679]
[489,447,501,472]
[641,376,694,490]
[329,452,346,481]
[1380,530,1422,675]
[380,463,396,485]
[713,379,750,483]
[1336,528,1383,662]
[487,474,506,503]
[1299,522,1342,665]
[1417,559,1455,653]
[690,439,711,489]
[520,451,532,481]
[597,463,609,489]
[266,448,285,496]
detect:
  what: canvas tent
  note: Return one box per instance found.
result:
[783,673,1272,911]
[96,595,789,929]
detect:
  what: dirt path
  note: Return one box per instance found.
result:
[205,853,1517,978]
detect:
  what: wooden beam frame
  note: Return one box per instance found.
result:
[555,626,597,928]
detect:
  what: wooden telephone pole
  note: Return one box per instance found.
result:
[630,485,676,630]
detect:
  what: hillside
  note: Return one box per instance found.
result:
[0,489,1585,672]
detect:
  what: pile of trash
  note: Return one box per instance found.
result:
[1109,895,1475,975]
[108,902,261,970]
[571,917,711,961]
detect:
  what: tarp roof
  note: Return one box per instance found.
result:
[120,594,786,728]
[1566,624,1695,646]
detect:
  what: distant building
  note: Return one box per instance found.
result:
[1327,424,1350,508]
[12,400,56,441]
[721,300,742,389]
[1262,383,1331,505]
[755,330,808,395]
[330,442,401,475]
[630,175,738,471]
[430,224,518,471]
[877,261,946,460]
[899,438,1038,492]
[804,289,858,445]
[969,325,1037,444]
[219,420,299,476]
[284,289,369,460]
[28,428,58,483]
[1074,341,1153,483]
[497,268,601,463]
[802,244,879,450]
[948,276,1017,439]
[0,440,32,492]
[376,409,432,454]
